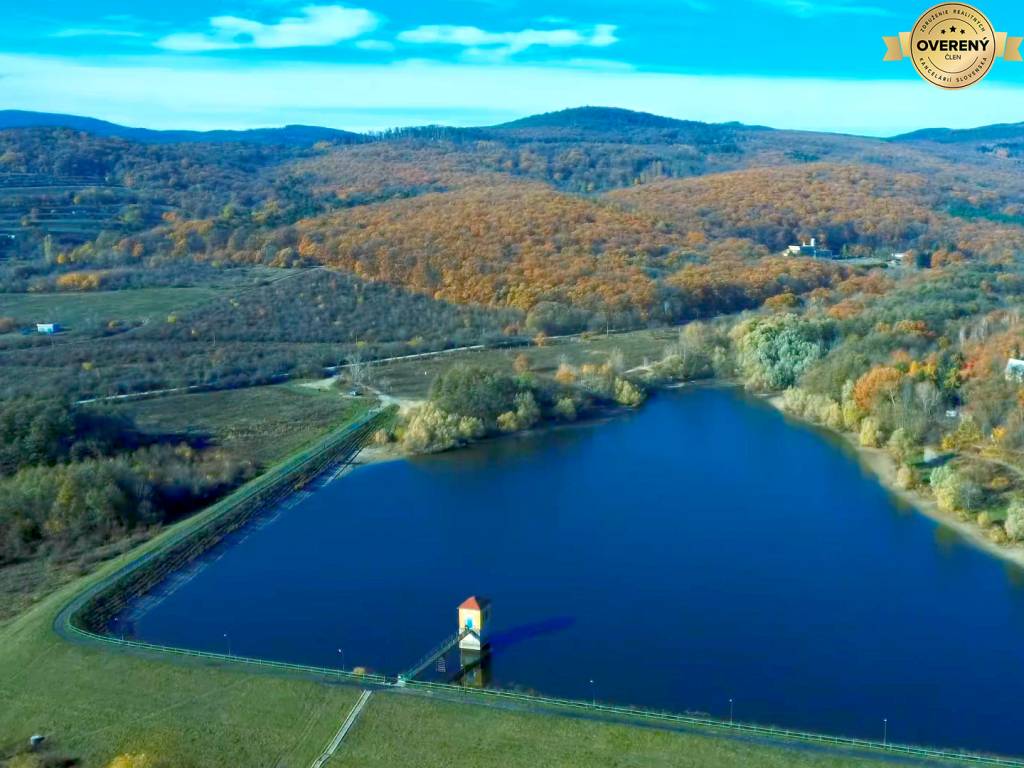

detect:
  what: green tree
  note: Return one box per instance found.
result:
[1006,498,1024,541]
[732,313,835,391]
[429,365,520,423]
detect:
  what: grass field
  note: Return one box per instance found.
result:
[110,384,374,467]
[2,386,369,623]
[1,580,968,768]
[365,328,676,401]
[0,381,996,768]
[0,328,1011,768]
[0,288,222,332]
[0,564,362,768]
[327,691,961,768]
[0,267,307,335]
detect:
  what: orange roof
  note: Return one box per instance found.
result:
[459,595,489,610]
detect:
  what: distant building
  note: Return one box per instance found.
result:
[35,323,61,335]
[1006,358,1024,382]
[458,595,491,651]
[786,237,833,259]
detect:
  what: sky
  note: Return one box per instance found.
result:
[1,0,1024,135]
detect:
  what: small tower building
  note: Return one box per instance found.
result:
[458,595,491,651]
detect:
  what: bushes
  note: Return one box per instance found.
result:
[614,378,645,407]
[401,403,485,453]
[780,387,842,429]
[929,464,983,516]
[0,445,248,565]
[497,392,541,433]
[429,365,522,423]
[648,322,729,383]
[732,313,835,391]
[895,464,917,490]
[553,396,577,421]
[887,428,915,464]
[0,398,145,477]
[1006,499,1024,541]
[401,360,642,453]
[859,417,883,448]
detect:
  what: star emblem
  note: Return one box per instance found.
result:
[950,25,958,33]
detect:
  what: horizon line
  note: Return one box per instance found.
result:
[0,105,1013,141]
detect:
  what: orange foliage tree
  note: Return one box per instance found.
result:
[853,366,903,412]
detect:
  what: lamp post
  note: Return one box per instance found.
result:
[338,648,346,673]
[589,679,595,706]
[224,632,231,657]
[729,698,734,725]
[883,718,888,747]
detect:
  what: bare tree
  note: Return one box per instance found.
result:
[347,351,368,387]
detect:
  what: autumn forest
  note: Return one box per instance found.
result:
[5,105,1024,591]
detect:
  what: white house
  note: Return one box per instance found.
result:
[786,237,833,259]
[35,323,60,335]
[1006,358,1024,382]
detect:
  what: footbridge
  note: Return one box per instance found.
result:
[401,628,476,681]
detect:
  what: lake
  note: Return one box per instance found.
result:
[114,387,1024,756]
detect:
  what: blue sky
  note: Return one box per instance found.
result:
[1,0,1024,134]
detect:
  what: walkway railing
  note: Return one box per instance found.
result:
[401,679,1024,767]
[401,629,473,680]
[50,404,1024,768]
[57,406,393,636]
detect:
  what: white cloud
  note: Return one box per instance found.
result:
[397,23,618,57]
[53,28,145,39]
[758,0,891,17]
[355,39,395,51]
[156,5,379,52]
[1,53,1021,137]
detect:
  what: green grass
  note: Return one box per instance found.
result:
[328,692,960,768]
[1,386,369,621]
[1,410,380,767]
[0,268,306,335]
[0,288,220,332]
[110,384,373,467]
[372,328,675,400]
[0,325,1009,767]
[0,560,362,768]
[0,384,995,768]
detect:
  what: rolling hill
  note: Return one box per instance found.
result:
[0,110,365,146]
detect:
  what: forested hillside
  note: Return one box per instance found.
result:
[4,107,1024,400]
[6,107,1024,587]
[609,163,1024,262]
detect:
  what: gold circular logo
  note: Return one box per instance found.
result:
[910,3,995,88]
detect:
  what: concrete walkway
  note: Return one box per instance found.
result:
[310,689,373,768]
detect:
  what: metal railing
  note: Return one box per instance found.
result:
[400,679,1024,766]
[49,404,1024,767]
[66,627,392,686]
[401,629,474,680]
[56,407,393,637]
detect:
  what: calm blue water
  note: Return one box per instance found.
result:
[117,387,1024,756]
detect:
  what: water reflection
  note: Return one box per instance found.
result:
[115,388,1024,755]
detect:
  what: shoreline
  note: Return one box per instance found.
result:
[360,381,1024,572]
[761,393,1024,572]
